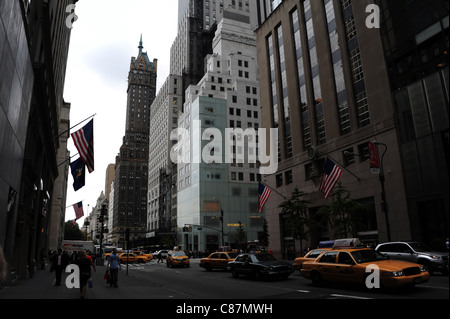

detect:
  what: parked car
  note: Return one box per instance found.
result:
[228,253,293,280]
[293,248,330,272]
[200,252,238,271]
[301,247,429,288]
[376,241,449,274]
[166,251,190,268]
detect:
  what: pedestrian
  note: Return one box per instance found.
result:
[75,250,96,299]
[52,249,68,286]
[106,248,121,288]
[157,251,163,263]
[39,248,46,270]
[0,246,7,284]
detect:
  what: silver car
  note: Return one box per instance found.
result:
[376,241,448,275]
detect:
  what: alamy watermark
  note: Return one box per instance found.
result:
[169,121,279,175]
[365,264,380,289]
[65,4,78,29]
[65,264,80,288]
[366,4,380,29]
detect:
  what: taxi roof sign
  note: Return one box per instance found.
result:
[332,238,362,249]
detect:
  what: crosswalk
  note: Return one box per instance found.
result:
[122,259,200,271]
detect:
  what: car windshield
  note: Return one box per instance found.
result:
[350,249,389,263]
[252,254,277,262]
[172,251,187,257]
[408,242,433,252]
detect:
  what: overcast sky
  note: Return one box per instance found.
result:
[64,1,178,226]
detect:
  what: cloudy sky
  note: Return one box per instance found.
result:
[63,1,178,226]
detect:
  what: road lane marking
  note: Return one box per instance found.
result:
[330,294,372,299]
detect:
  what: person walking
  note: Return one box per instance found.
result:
[157,251,163,263]
[106,248,121,288]
[52,249,68,286]
[75,250,96,299]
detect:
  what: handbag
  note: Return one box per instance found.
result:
[104,269,109,280]
[88,279,93,288]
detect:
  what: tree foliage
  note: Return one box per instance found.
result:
[278,188,311,254]
[318,182,366,238]
[64,220,84,240]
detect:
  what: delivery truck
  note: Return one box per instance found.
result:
[62,240,94,252]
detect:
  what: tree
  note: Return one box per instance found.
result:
[64,221,84,240]
[318,182,366,239]
[236,221,247,250]
[259,219,270,247]
[278,188,310,256]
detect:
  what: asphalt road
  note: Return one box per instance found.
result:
[124,258,449,300]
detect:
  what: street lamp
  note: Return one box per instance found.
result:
[98,204,107,265]
[212,197,225,247]
[344,143,391,242]
[83,219,90,241]
[372,141,391,242]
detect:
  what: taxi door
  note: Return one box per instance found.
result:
[218,253,229,269]
[334,252,359,283]
[209,253,220,268]
[317,251,339,281]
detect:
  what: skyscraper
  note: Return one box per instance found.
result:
[111,37,157,247]
[256,0,410,257]
[176,7,262,251]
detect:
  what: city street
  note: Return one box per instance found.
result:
[1,258,448,300]
[1,258,447,317]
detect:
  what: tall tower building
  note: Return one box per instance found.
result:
[112,37,157,247]
[147,0,259,248]
[176,7,262,251]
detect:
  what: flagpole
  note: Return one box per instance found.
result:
[66,201,84,209]
[260,181,287,199]
[327,155,361,181]
[57,153,79,167]
[54,113,97,141]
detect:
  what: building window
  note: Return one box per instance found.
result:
[276,173,283,187]
[356,91,370,127]
[350,48,364,83]
[285,170,293,184]
[343,148,355,166]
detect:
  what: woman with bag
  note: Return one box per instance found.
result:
[76,250,96,299]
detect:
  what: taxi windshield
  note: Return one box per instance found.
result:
[350,249,389,264]
[172,251,187,257]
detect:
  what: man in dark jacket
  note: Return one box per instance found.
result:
[53,249,69,286]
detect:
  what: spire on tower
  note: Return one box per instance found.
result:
[138,34,143,54]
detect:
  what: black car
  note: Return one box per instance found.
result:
[228,253,294,280]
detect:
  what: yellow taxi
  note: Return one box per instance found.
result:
[133,250,153,260]
[166,251,190,268]
[119,253,149,263]
[200,252,239,271]
[293,248,330,272]
[301,238,430,289]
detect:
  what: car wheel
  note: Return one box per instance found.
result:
[231,268,239,278]
[311,271,322,286]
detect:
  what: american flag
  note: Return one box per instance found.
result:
[71,119,94,173]
[258,182,272,213]
[73,201,84,220]
[319,157,343,199]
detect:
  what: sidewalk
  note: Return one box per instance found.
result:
[0,262,149,300]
